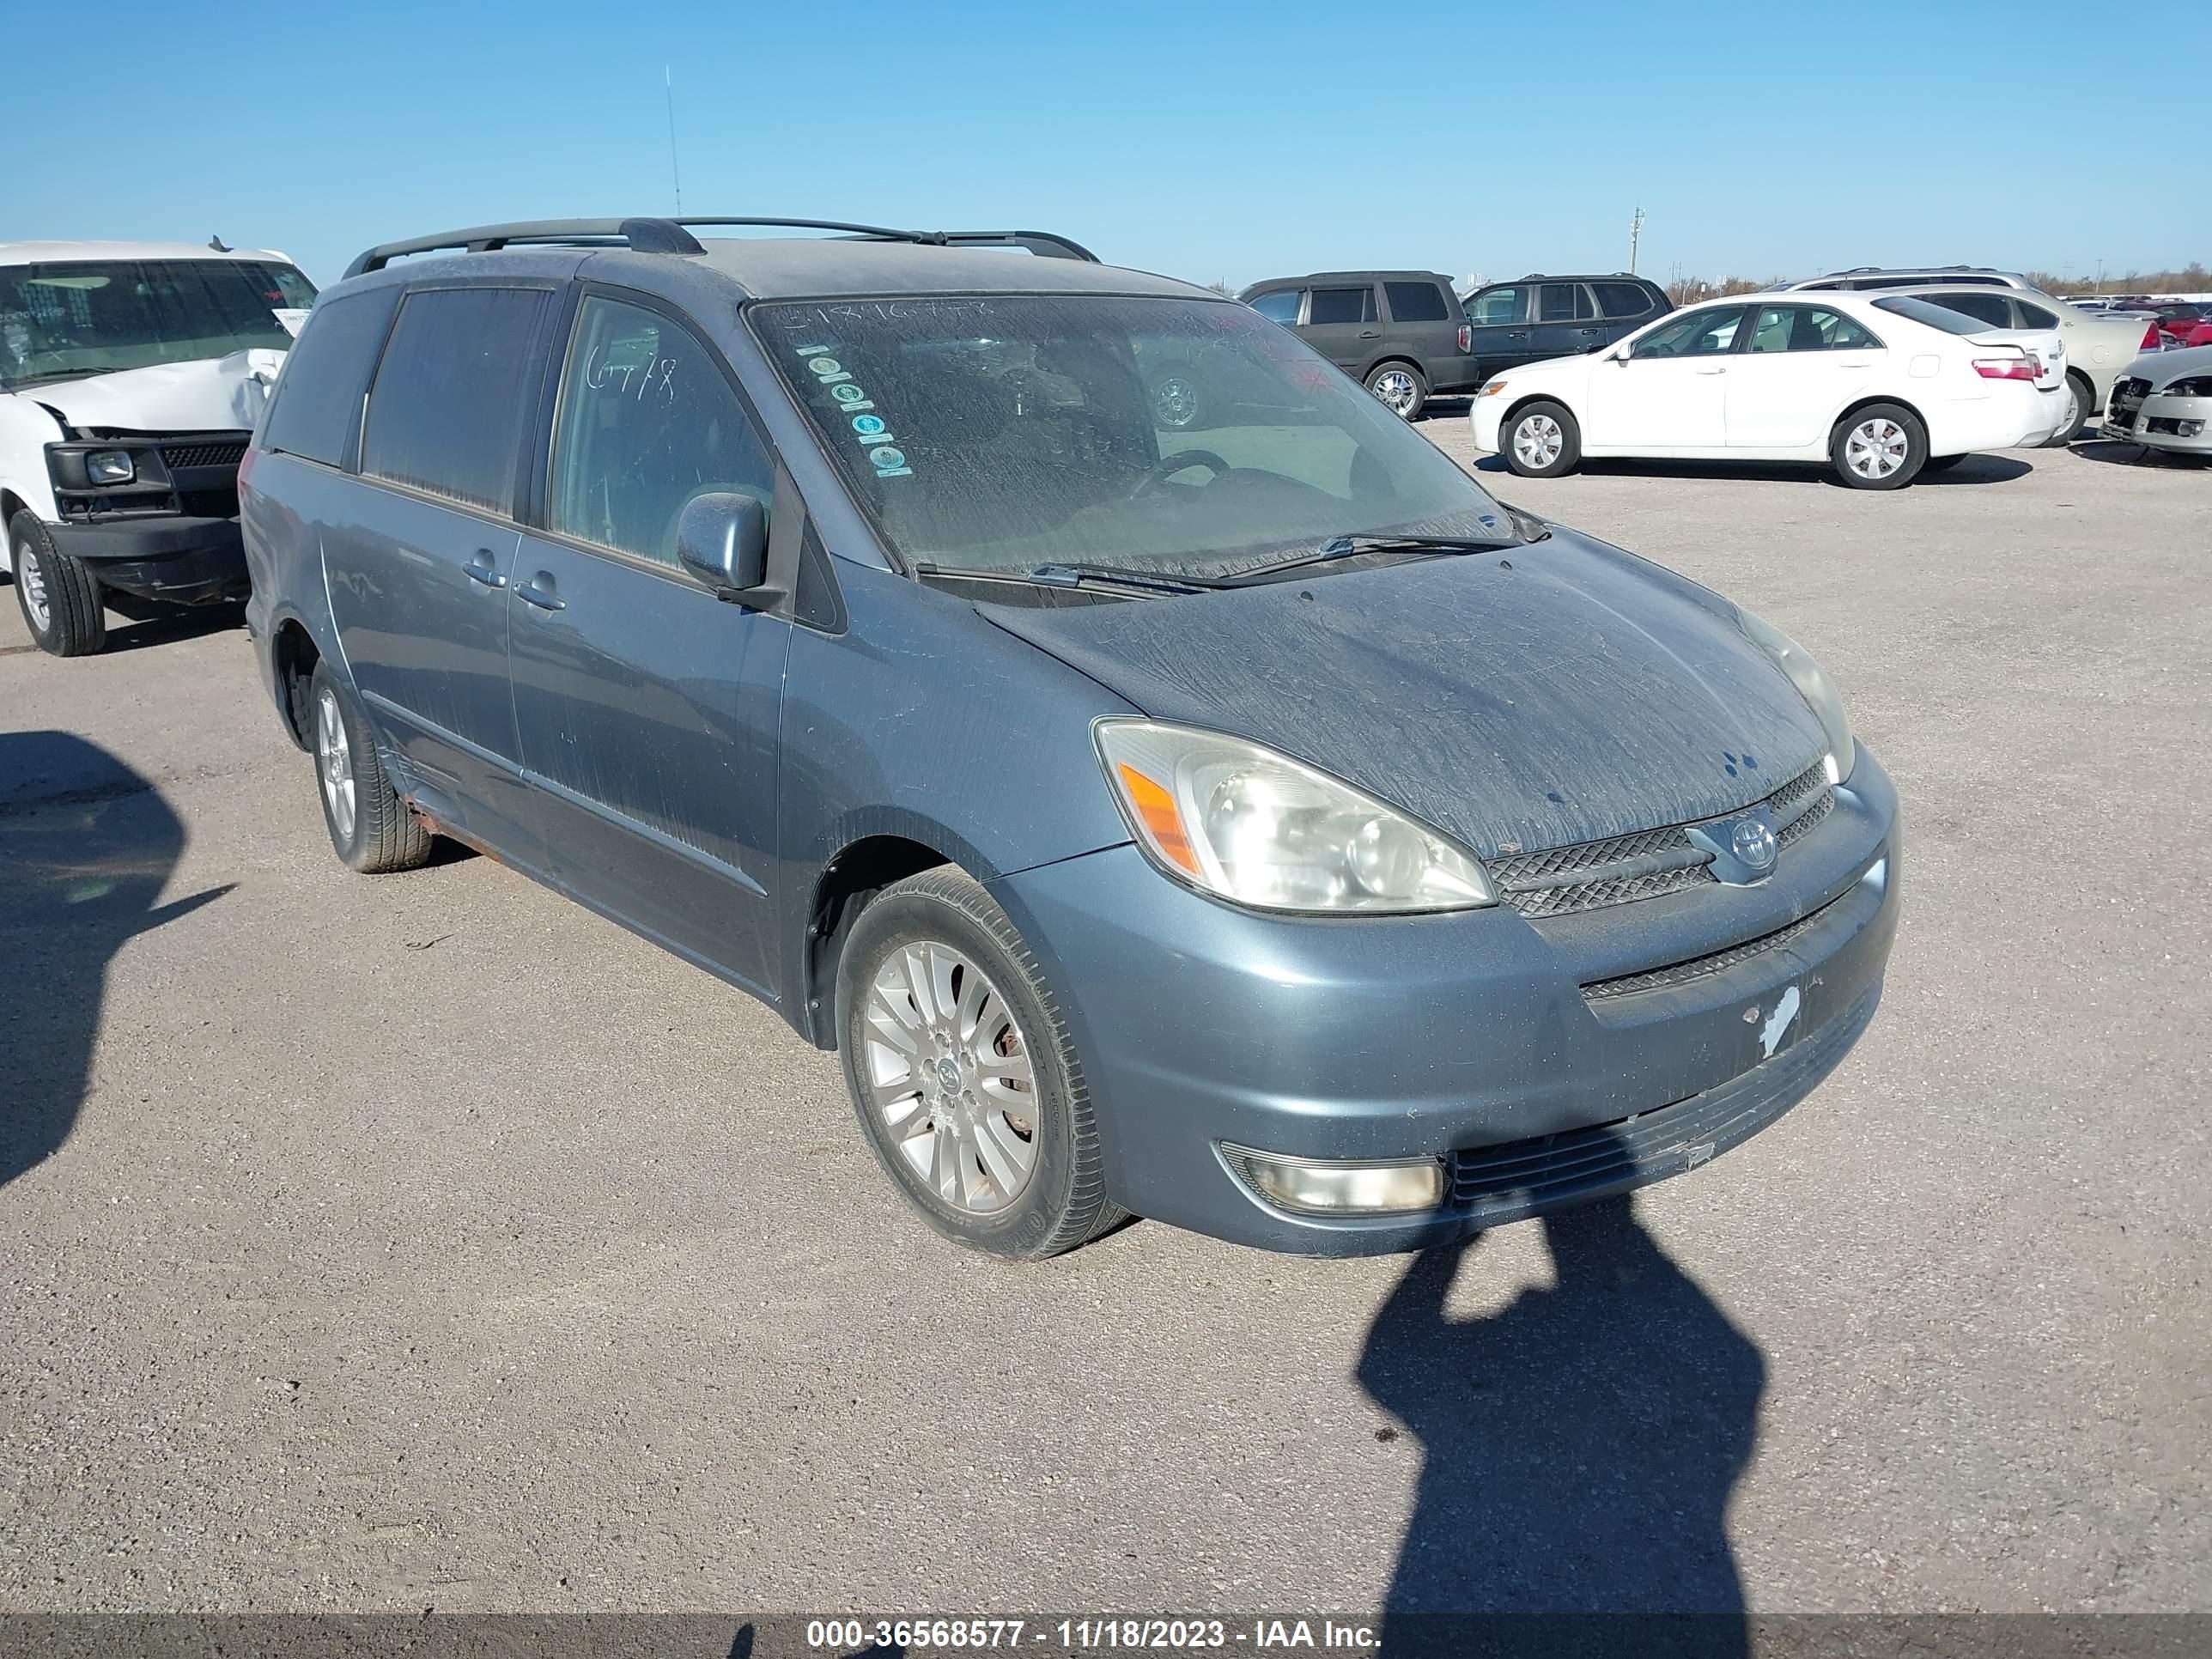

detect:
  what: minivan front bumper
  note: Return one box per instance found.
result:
[992,746,1900,1255]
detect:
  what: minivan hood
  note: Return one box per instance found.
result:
[981,529,1828,858]
[18,349,286,434]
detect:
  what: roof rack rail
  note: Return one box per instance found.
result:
[344,216,1099,279]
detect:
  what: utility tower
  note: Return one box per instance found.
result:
[1629,205,1644,274]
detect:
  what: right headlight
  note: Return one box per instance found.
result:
[1735,607,1856,785]
[1095,720,1495,915]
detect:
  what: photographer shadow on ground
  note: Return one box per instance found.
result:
[0,731,230,1189]
[1357,1165,1765,1658]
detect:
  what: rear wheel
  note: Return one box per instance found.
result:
[308,659,434,873]
[836,865,1118,1260]
[1831,404,1926,489]
[2048,372,2094,446]
[1364,362,1428,421]
[1504,400,1581,478]
[9,511,106,656]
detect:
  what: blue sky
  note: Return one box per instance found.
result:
[14,0,2206,291]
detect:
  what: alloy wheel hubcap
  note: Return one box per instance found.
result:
[1515,415,1563,468]
[1371,371,1417,416]
[1153,376,1198,428]
[861,940,1039,1215]
[18,544,51,632]
[1846,418,1908,477]
[316,688,357,842]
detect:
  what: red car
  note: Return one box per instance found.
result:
[2172,319,2212,349]
[2112,301,2206,346]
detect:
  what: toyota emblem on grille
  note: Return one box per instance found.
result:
[1731,817,1778,872]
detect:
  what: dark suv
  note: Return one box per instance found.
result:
[240,214,1898,1261]
[1458,274,1671,384]
[1237,270,1475,419]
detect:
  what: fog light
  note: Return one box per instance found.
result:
[86,450,134,484]
[2179,420,2204,438]
[1224,1146,1445,1215]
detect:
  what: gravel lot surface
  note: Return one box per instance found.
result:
[2,429,2206,1618]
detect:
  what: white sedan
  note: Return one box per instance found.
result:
[1471,292,2069,489]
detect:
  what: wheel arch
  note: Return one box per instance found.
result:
[1831,392,1928,440]
[800,829,985,1050]
[269,615,325,752]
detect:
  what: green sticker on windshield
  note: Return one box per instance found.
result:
[795,343,911,478]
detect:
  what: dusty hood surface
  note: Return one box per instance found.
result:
[982,529,1829,858]
[26,349,285,434]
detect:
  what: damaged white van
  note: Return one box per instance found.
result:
[1,240,314,655]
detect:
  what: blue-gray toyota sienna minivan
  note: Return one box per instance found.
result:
[240,216,1900,1260]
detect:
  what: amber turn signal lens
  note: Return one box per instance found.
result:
[1115,763,1200,876]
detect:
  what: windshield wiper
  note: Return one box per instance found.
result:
[1218,533,1516,585]
[912,560,1222,596]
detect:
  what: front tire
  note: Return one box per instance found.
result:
[9,511,106,657]
[836,865,1117,1260]
[308,659,433,873]
[1504,400,1581,478]
[1831,404,1926,489]
[1365,362,1428,421]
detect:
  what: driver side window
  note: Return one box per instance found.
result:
[1632,307,1747,359]
[548,295,772,567]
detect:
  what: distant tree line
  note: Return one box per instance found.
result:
[1664,262,2209,305]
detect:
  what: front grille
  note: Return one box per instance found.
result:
[1492,759,1833,919]
[160,440,248,471]
[1581,886,1845,1001]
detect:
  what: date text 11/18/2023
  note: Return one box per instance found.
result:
[803,1617,1378,1650]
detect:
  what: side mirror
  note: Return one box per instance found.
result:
[676,492,774,602]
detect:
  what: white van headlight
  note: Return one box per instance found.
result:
[86,450,135,484]
[1735,608,1856,784]
[1096,720,1495,914]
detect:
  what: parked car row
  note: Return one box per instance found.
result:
[1231,268,1670,420]
[3,212,1905,1261]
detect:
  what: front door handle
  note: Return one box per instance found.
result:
[1695,365,1729,375]
[464,550,506,588]
[514,574,565,611]
[1577,327,1604,337]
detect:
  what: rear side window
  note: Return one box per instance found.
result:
[1538,283,1595,322]
[1592,282,1656,319]
[1249,289,1302,325]
[1307,287,1376,325]
[1873,295,1995,337]
[259,289,397,467]
[1383,282,1449,323]
[362,287,549,514]
[547,295,774,568]
[2014,300,2058,328]
[1927,292,2011,329]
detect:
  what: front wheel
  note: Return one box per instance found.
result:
[1831,404,1926,489]
[1504,400,1582,478]
[9,511,107,656]
[1365,362,1428,421]
[836,866,1118,1260]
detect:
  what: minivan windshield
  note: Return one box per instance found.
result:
[0,259,316,389]
[754,295,1513,580]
